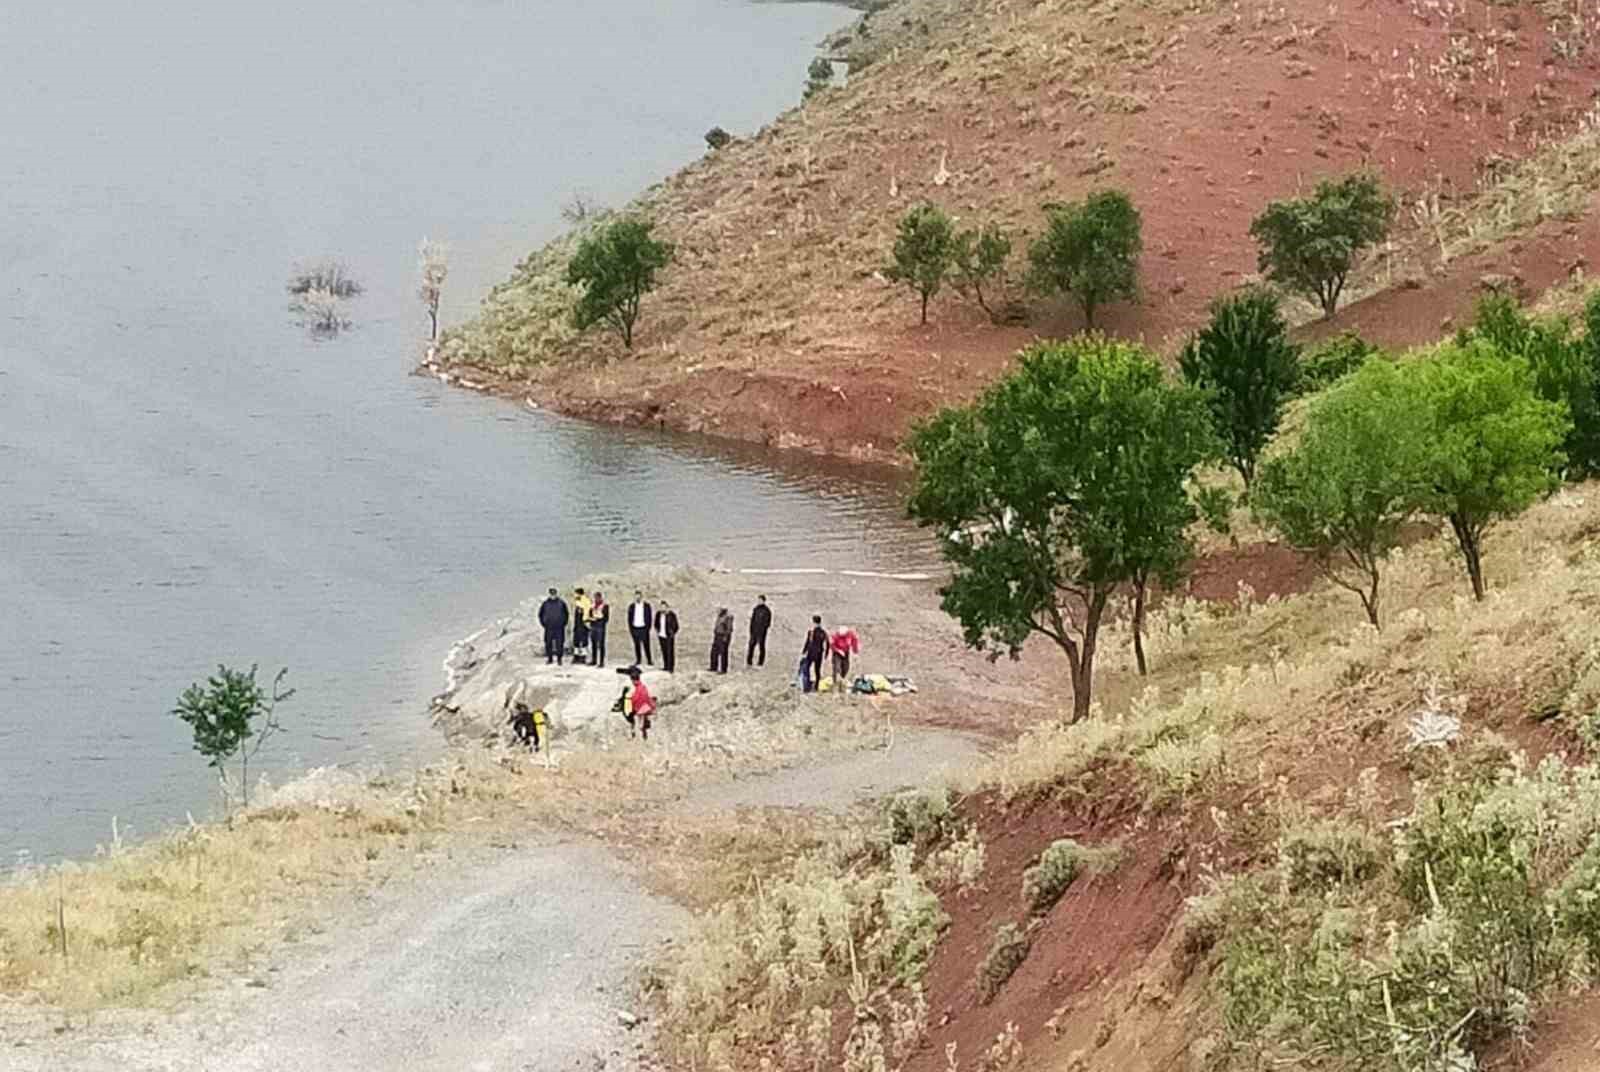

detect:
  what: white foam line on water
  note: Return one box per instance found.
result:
[738,567,829,575]
[839,570,934,581]
[733,567,934,582]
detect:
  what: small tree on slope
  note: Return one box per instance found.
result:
[1458,293,1600,479]
[885,203,955,325]
[1178,287,1301,490]
[1252,360,1427,628]
[1407,340,1568,601]
[1249,172,1393,319]
[951,221,1013,322]
[907,337,1214,720]
[566,217,674,350]
[1027,190,1142,331]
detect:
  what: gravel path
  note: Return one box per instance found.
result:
[9,730,986,1072]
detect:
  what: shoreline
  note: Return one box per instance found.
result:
[414,355,912,467]
[0,562,1047,1026]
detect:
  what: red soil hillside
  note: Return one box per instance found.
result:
[442,0,1600,461]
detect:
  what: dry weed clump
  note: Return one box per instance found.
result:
[927,823,987,892]
[975,923,1031,1004]
[1389,102,1600,274]
[656,810,953,1071]
[0,696,876,1012]
[1020,838,1122,912]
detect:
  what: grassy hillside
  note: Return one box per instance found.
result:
[438,0,1600,460]
[645,479,1600,1070]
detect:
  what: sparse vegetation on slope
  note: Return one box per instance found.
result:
[658,473,1600,1070]
[436,0,1600,460]
[0,696,879,1010]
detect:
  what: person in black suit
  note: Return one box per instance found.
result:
[747,594,772,667]
[656,600,680,672]
[537,588,569,665]
[627,590,654,666]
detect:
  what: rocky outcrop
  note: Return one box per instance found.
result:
[431,593,720,745]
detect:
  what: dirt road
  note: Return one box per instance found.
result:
[8,729,985,1072]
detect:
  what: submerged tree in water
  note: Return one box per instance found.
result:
[290,287,352,338]
[419,238,449,343]
[287,258,360,337]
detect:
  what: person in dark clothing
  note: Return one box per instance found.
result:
[801,615,828,693]
[537,587,569,665]
[589,590,610,668]
[627,590,654,666]
[656,600,680,673]
[571,587,591,664]
[710,607,734,674]
[747,595,772,667]
[508,702,544,751]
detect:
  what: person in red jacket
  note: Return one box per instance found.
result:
[829,625,860,693]
[626,668,657,740]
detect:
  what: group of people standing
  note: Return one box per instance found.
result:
[535,588,786,677]
[516,585,867,751]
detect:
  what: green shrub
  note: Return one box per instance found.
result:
[1212,757,1600,1069]
[950,221,1013,322]
[1021,839,1120,912]
[1249,171,1393,318]
[803,56,835,100]
[1178,287,1300,488]
[1556,834,1600,966]
[885,788,952,848]
[565,216,674,350]
[877,845,949,982]
[1278,820,1382,892]
[975,923,1030,1003]
[884,203,955,325]
[1026,188,1142,330]
[1298,332,1379,393]
[1459,293,1600,478]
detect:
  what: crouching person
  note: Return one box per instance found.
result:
[508,701,548,752]
[619,667,657,741]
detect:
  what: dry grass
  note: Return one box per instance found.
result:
[0,698,881,1012]
[985,480,1600,808]
[1360,100,1600,298]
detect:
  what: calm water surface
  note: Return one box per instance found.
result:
[0,0,933,863]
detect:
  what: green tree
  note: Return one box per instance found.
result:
[885,203,955,325]
[803,56,834,100]
[1297,331,1379,394]
[1252,361,1427,628]
[1458,293,1600,478]
[1122,395,1218,677]
[1407,340,1569,601]
[1027,190,1142,331]
[907,337,1215,720]
[1178,288,1301,489]
[173,665,294,809]
[951,221,1012,322]
[566,217,674,350]
[1249,173,1393,319]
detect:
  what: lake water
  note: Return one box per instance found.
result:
[0,0,933,864]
